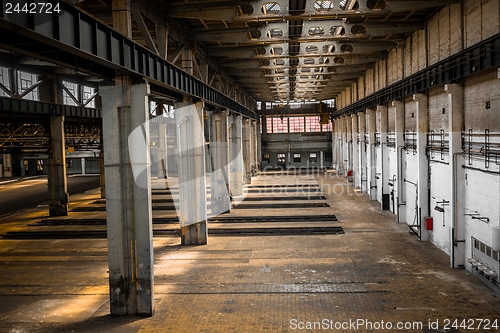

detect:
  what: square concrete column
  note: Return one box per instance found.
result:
[229,114,244,196]
[338,117,345,175]
[209,111,231,214]
[414,93,429,241]
[366,109,377,200]
[47,116,69,216]
[99,151,106,199]
[81,157,86,175]
[2,154,12,177]
[377,105,390,210]
[351,114,359,187]
[445,84,465,267]
[331,120,336,167]
[358,112,366,193]
[157,122,168,179]
[100,77,154,316]
[256,123,262,170]
[175,100,208,245]
[392,100,406,221]
[251,120,259,174]
[346,115,353,176]
[242,118,252,184]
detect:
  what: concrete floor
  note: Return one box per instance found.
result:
[0,170,499,332]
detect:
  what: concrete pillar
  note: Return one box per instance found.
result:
[351,114,359,187]
[341,116,348,175]
[414,93,429,241]
[175,100,208,245]
[257,122,262,170]
[346,115,353,175]
[366,109,377,200]
[445,84,465,267]
[320,151,324,169]
[112,0,132,38]
[100,77,154,316]
[209,111,231,214]
[392,100,406,221]
[378,105,390,210]
[242,118,252,184]
[20,159,25,176]
[81,157,86,175]
[337,118,344,174]
[251,120,258,174]
[3,154,12,177]
[331,120,336,167]
[157,122,167,178]
[99,151,105,199]
[358,112,366,193]
[166,119,177,177]
[230,114,244,196]
[47,116,69,216]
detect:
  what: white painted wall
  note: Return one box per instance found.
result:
[332,2,500,289]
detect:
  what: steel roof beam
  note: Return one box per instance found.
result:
[0,1,258,120]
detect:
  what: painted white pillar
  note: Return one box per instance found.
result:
[351,114,359,187]
[336,118,344,174]
[446,84,465,267]
[392,100,406,221]
[378,105,390,210]
[157,122,167,178]
[100,77,154,316]
[251,120,258,174]
[257,120,262,170]
[242,118,252,184]
[230,114,244,196]
[210,111,231,214]
[346,115,353,178]
[366,109,377,200]
[175,100,208,245]
[414,93,429,241]
[358,112,366,193]
[331,120,336,167]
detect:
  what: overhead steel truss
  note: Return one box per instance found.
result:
[331,32,500,119]
[0,96,101,118]
[0,119,101,151]
[0,0,259,120]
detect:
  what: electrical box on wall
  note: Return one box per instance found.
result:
[425,217,433,231]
